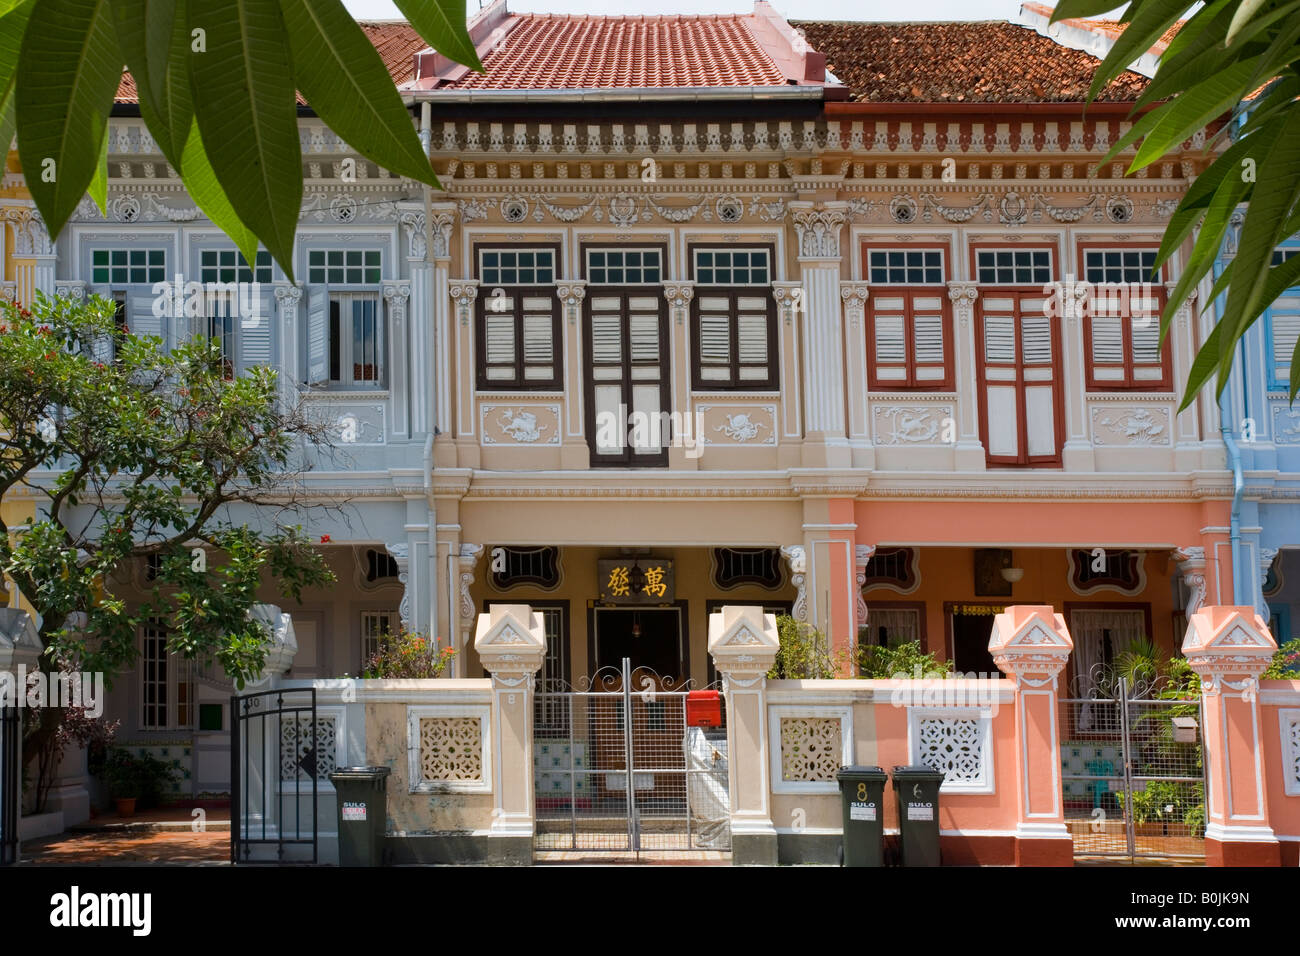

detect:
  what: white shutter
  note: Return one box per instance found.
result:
[736,304,768,380]
[912,313,943,364]
[1020,314,1052,364]
[1273,308,1300,386]
[697,294,730,382]
[874,314,905,363]
[983,312,1015,362]
[127,289,165,345]
[306,284,329,385]
[238,287,275,372]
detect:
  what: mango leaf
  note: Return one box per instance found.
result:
[1214,117,1300,394]
[187,0,300,279]
[1049,0,1130,20]
[391,0,482,72]
[108,0,179,155]
[15,0,122,238]
[180,117,258,269]
[1129,56,1266,170]
[88,120,108,214]
[0,0,33,110]
[0,95,13,153]
[279,0,437,187]
[1179,320,1224,411]
[1088,0,1192,101]
[1225,0,1271,45]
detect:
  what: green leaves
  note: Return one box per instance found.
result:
[392,0,482,72]
[1059,0,1300,405]
[187,0,300,277]
[16,0,122,238]
[3,0,481,279]
[279,0,437,187]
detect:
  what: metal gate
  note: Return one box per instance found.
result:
[230,687,319,864]
[0,702,18,866]
[1060,677,1206,861]
[534,658,730,858]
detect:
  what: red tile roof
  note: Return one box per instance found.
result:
[791,20,1150,103]
[1021,2,1183,53]
[444,14,789,90]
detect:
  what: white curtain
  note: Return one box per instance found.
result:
[1070,609,1147,730]
[864,608,921,646]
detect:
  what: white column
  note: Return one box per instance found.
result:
[1168,282,1202,470]
[663,281,696,469]
[273,283,303,396]
[448,281,479,441]
[790,201,849,467]
[399,208,433,438]
[947,281,985,470]
[556,280,588,469]
[1061,278,1094,470]
[840,281,872,464]
[383,282,412,439]
[772,281,804,443]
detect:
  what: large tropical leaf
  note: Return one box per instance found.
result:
[15,0,122,238]
[180,117,258,269]
[1085,0,1192,101]
[279,0,438,187]
[187,0,300,279]
[391,0,483,72]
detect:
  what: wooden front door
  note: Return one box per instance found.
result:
[977,291,1064,466]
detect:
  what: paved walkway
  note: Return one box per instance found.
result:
[19,808,231,865]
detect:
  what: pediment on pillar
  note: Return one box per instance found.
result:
[1181,605,1276,658]
[708,605,779,678]
[0,608,43,671]
[474,604,547,675]
[987,605,1073,657]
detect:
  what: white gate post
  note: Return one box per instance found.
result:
[708,606,781,865]
[474,604,546,865]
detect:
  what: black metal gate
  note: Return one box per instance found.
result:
[0,702,18,866]
[1060,676,1207,861]
[534,658,730,858]
[231,687,319,864]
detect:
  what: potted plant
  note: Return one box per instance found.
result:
[102,749,141,817]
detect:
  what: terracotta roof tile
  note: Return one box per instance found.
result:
[791,20,1150,103]
[446,14,789,90]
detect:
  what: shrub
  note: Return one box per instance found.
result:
[361,628,456,679]
[854,634,954,679]
[767,614,835,679]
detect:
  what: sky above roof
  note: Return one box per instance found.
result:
[340,0,1048,20]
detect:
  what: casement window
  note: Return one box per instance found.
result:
[1081,248,1170,389]
[193,310,235,379]
[92,248,166,286]
[475,246,561,390]
[360,610,399,664]
[140,619,194,731]
[865,248,952,390]
[329,294,383,386]
[1265,246,1300,390]
[200,249,273,284]
[308,249,381,285]
[860,606,922,649]
[975,248,1052,285]
[690,246,777,390]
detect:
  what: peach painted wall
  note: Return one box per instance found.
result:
[863,546,1182,673]
[1260,682,1300,845]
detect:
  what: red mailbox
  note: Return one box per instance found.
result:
[685,690,722,728]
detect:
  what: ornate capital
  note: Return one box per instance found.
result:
[661,281,695,310]
[946,281,979,308]
[771,281,805,325]
[855,545,876,628]
[449,280,480,327]
[556,280,587,314]
[780,545,808,622]
[274,283,303,308]
[840,281,870,324]
[457,543,485,628]
[1173,546,1208,617]
[383,281,412,309]
[54,280,87,302]
[789,201,848,259]
[385,543,411,627]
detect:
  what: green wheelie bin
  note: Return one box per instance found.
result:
[329,766,391,866]
[836,765,888,866]
[892,765,944,866]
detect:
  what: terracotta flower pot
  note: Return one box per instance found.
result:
[115,797,136,818]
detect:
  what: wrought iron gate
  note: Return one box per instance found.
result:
[230,687,319,864]
[0,702,18,866]
[1060,677,1207,861]
[534,658,730,857]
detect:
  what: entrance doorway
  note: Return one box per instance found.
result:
[949,607,998,675]
[590,606,687,682]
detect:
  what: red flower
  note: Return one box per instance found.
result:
[320,534,331,543]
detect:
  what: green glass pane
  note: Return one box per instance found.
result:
[365,268,381,283]
[93,267,109,283]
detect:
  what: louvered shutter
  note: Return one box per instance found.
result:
[735,295,770,382]
[589,296,625,456]
[1271,301,1300,388]
[127,290,165,350]
[306,285,329,385]
[520,295,554,382]
[697,295,730,382]
[1019,304,1057,458]
[237,286,275,374]
[912,297,945,383]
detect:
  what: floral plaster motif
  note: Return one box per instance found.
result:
[1090,406,1171,446]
